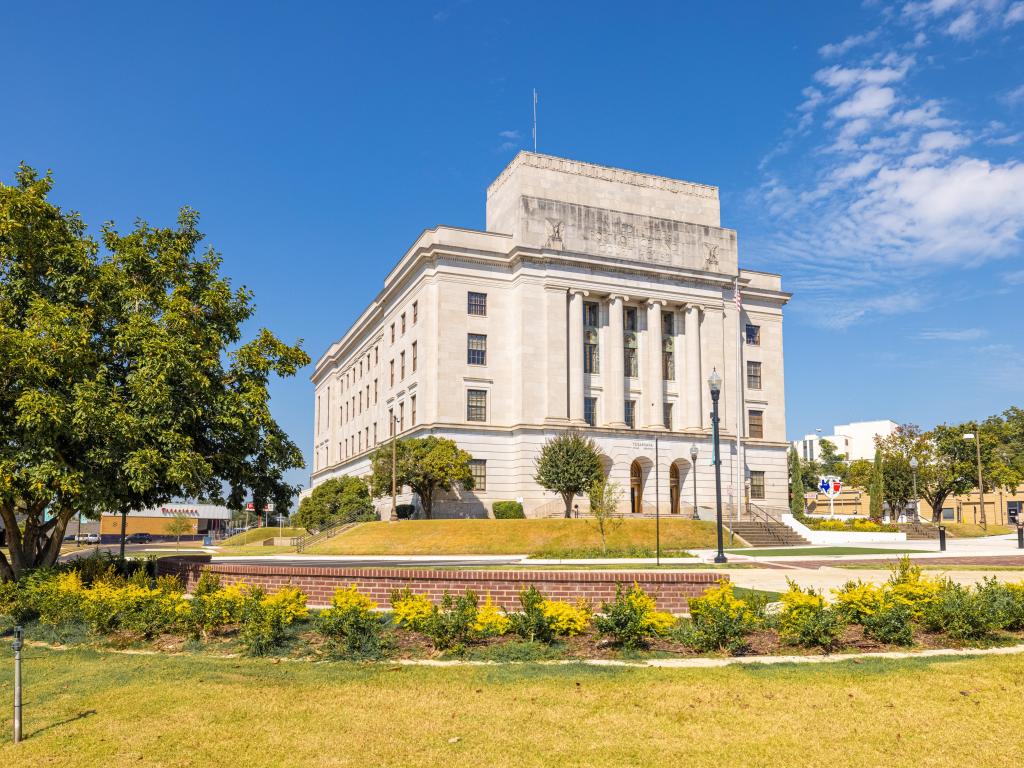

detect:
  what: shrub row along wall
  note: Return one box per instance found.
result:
[157,557,725,612]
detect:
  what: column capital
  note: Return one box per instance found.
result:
[646,298,669,309]
[568,288,590,298]
[608,293,630,303]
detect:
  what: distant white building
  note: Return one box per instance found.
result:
[792,420,898,463]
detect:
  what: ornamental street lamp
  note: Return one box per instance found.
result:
[689,444,699,520]
[909,456,919,523]
[708,369,727,564]
[963,432,986,530]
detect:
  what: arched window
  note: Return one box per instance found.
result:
[630,460,643,514]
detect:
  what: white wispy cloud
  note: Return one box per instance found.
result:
[1001,84,1024,106]
[819,29,881,58]
[1006,269,1024,284]
[750,5,1024,327]
[918,328,987,340]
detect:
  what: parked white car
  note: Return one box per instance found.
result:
[75,532,101,544]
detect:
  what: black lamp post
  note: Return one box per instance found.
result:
[709,369,727,564]
[909,456,919,524]
[689,444,699,520]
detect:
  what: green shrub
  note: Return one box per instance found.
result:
[316,585,389,659]
[779,581,845,650]
[1000,583,1024,631]
[593,583,676,650]
[508,586,555,644]
[677,581,760,654]
[396,504,416,520]
[832,580,886,624]
[922,581,998,641]
[863,602,914,646]
[179,582,249,639]
[492,501,525,519]
[422,591,479,651]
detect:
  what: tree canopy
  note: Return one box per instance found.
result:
[369,436,474,519]
[534,432,603,518]
[0,164,309,579]
[293,476,375,531]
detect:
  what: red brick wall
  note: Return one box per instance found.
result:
[157,556,725,612]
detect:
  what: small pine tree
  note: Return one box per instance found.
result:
[869,449,885,521]
[788,448,804,516]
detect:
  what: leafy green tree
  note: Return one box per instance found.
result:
[875,425,922,520]
[818,439,848,481]
[917,424,977,523]
[587,478,624,554]
[369,436,474,519]
[800,457,823,493]
[0,165,309,580]
[788,448,804,515]
[846,459,874,490]
[165,513,195,552]
[869,449,884,520]
[294,476,374,531]
[534,432,603,518]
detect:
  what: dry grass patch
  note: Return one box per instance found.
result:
[4,647,1024,767]
[942,522,1015,538]
[311,518,723,556]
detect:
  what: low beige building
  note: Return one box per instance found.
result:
[310,152,791,518]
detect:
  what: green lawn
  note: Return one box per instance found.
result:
[725,546,931,557]
[219,527,306,546]
[3,647,1023,767]
[310,518,726,556]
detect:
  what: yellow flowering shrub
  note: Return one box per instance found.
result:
[832,580,886,623]
[331,585,377,613]
[263,586,309,623]
[540,598,591,636]
[33,570,85,628]
[886,557,942,620]
[390,589,432,631]
[682,581,760,653]
[473,595,511,636]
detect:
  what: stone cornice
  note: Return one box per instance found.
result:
[486,151,719,201]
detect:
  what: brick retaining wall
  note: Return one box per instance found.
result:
[157,557,725,612]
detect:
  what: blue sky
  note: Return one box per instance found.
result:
[3,1,1022,488]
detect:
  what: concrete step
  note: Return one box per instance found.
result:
[727,521,811,548]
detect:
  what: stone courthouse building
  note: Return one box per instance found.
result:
[311,153,790,518]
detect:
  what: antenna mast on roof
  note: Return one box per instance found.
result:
[532,88,538,152]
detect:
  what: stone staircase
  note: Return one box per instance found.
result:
[898,522,940,540]
[727,520,811,548]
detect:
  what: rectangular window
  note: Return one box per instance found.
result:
[365,426,369,448]
[373,422,377,446]
[467,389,487,422]
[748,409,764,439]
[358,360,362,378]
[411,394,417,426]
[390,323,395,343]
[358,391,363,412]
[390,360,395,386]
[412,341,418,372]
[663,403,673,430]
[583,301,599,328]
[747,360,762,390]
[584,329,599,374]
[624,400,636,429]
[401,312,406,334]
[745,324,760,346]
[663,344,674,381]
[468,291,487,316]
[357,432,362,452]
[400,351,406,379]
[624,340,638,378]
[374,379,378,404]
[467,333,487,365]
[413,301,418,323]
[942,507,955,521]
[662,311,674,336]
[584,396,597,427]
[389,407,394,436]
[374,346,378,365]
[399,401,405,431]
[624,307,637,331]
[469,459,487,491]
[750,471,766,500]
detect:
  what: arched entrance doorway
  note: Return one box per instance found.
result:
[669,463,680,515]
[630,460,644,514]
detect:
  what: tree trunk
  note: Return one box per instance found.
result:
[925,491,949,524]
[0,503,76,581]
[420,486,433,519]
[119,508,128,559]
[562,492,574,518]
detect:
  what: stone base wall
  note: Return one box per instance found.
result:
[157,556,724,613]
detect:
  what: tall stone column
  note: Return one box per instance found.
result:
[684,304,703,429]
[673,306,686,408]
[604,294,628,427]
[568,289,587,424]
[645,299,667,429]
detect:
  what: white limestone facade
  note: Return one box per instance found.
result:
[310,153,791,518]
